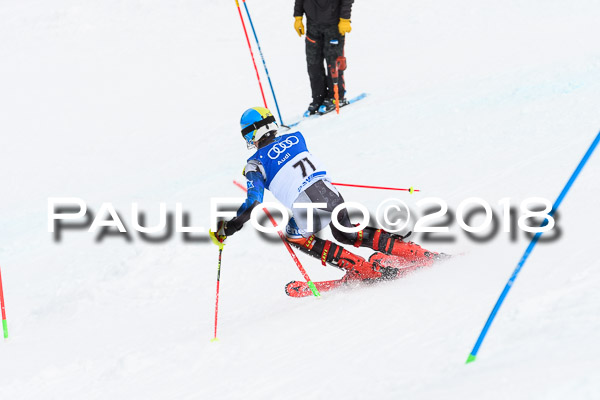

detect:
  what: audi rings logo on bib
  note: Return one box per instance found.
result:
[268,136,299,159]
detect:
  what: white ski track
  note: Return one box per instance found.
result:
[1,1,600,399]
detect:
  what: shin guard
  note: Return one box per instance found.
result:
[360,228,438,266]
[287,235,382,280]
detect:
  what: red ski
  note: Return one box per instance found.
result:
[284,252,453,298]
[285,279,348,298]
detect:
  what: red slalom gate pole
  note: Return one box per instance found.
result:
[331,63,340,115]
[0,264,8,339]
[331,182,419,193]
[262,208,318,290]
[233,180,320,296]
[234,0,268,108]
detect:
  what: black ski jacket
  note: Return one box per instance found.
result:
[294,0,354,26]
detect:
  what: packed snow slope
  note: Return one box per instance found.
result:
[1,1,600,399]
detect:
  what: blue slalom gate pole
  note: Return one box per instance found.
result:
[466,131,600,364]
[241,0,287,127]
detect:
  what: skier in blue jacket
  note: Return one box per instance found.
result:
[210,107,441,281]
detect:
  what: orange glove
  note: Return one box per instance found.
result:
[294,16,304,37]
[338,18,351,35]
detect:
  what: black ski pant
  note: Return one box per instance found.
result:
[305,23,346,105]
[290,180,397,258]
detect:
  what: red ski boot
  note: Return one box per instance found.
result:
[369,230,439,267]
[368,252,423,279]
[287,235,382,282]
[336,250,382,282]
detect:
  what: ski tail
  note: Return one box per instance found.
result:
[285,279,347,298]
[285,252,457,298]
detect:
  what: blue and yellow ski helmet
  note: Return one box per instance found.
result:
[240,107,278,148]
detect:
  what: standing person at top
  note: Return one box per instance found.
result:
[210,107,445,285]
[293,0,354,115]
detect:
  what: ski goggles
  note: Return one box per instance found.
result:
[241,114,276,142]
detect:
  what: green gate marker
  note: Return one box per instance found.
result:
[0,264,8,339]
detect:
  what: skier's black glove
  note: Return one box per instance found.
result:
[215,221,227,242]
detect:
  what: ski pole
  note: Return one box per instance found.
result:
[0,264,8,339]
[466,130,600,364]
[234,0,268,108]
[209,235,225,342]
[332,182,418,193]
[233,180,321,297]
[241,0,287,127]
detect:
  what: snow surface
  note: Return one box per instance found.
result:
[1,0,600,399]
